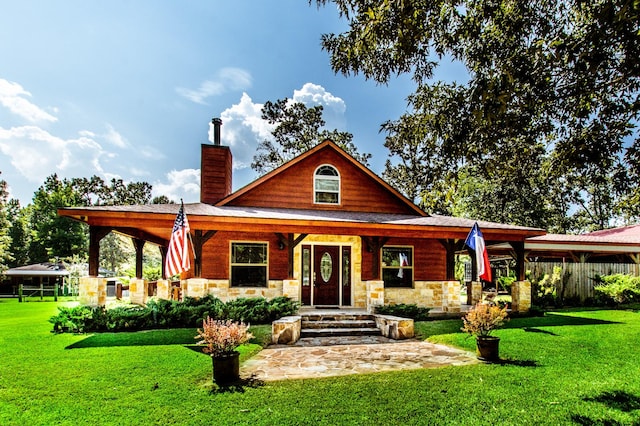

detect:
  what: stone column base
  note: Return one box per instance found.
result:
[79,277,106,307]
[366,280,385,313]
[129,278,148,305]
[512,280,531,312]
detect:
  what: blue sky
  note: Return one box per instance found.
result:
[0,1,465,205]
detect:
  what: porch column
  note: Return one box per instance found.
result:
[471,281,483,305]
[283,279,300,302]
[132,238,145,279]
[510,241,526,281]
[438,239,461,280]
[192,230,216,277]
[156,279,171,300]
[511,280,531,313]
[366,280,384,313]
[88,226,111,277]
[79,276,107,307]
[442,281,461,312]
[276,233,308,278]
[130,278,148,305]
[159,246,168,280]
[361,237,389,280]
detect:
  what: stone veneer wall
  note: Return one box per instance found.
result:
[179,278,285,302]
[511,280,531,312]
[79,277,107,307]
[385,281,461,311]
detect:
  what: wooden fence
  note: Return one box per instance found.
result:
[527,262,640,301]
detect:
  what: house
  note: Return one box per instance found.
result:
[58,119,544,312]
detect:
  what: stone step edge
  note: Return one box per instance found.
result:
[300,327,382,337]
[301,320,377,329]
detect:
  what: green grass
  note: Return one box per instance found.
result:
[1,299,640,425]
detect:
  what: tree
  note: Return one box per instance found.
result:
[0,175,13,272]
[7,199,29,267]
[28,174,156,263]
[29,174,88,262]
[315,0,640,231]
[252,99,371,175]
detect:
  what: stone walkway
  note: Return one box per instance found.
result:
[241,336,479,381]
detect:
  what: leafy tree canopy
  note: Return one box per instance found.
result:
[252,98,371,175]
[315,0,640,232]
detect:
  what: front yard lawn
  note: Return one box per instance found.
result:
[1,299,639,425]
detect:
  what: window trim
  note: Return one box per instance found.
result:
[230,241,269,288]
[313,164,341,205]
[381,245,414,288]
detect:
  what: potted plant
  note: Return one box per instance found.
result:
[195,317,253,385]
[461,302,509,361]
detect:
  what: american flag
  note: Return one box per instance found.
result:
[165,202,191,278]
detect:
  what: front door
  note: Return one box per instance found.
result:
[313,245,340,306]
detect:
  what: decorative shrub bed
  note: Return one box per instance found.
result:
[594,274,640,305]
[374,303,431,321]
[49,295,299,333]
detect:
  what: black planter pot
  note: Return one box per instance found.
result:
[476,336,500,362]
[212,351,240,386]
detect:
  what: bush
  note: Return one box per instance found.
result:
[594,274,640,305]
[50,296,299,333]
[375,304,431,321]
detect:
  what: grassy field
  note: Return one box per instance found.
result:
[1,299,639,425]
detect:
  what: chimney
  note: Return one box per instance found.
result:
[200,117,233,204]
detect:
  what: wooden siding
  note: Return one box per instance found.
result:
[361,238,447,281]
[225,147,418,215]
[200,231,289,281]
[528,261,640,301]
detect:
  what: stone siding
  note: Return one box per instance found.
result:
[385,281,460,310]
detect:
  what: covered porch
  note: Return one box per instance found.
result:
[59,204,542,313]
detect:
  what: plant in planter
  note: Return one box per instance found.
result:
[461,302,509,362]
[195,317,253,385]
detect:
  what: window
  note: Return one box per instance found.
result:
[231,242,268,287]
[314,165,340,204]
[381,246,413,288]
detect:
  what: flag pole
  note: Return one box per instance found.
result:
[182,199,197,262]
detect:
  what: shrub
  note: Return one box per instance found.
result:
[461,302,509,338]
[375,304,431,321]
[49,306,93,333]
[50,296,299,333]
[195,317,253,357]
[594,274,640,305]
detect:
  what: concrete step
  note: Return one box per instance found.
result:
[300,327,382,338]
[301,314,374,322]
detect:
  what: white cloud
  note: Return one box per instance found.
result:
[0,78,58,123]
[103,123,128,148]
[152,168,201,203]
[0,125,105,183]
[176,68,252,104]
[293,82,346,129]
[213,92,275,170]
[209,84,347,176]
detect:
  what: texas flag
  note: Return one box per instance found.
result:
[465,222,492,282]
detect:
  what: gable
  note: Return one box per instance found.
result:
[218,141,424,216]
